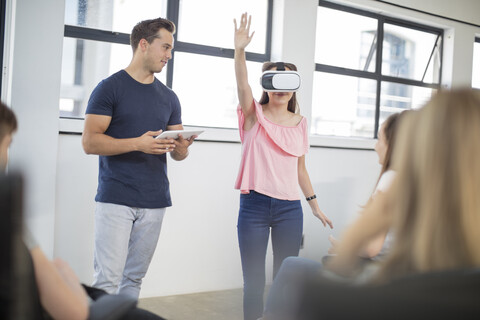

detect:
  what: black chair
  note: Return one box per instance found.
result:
[297,267,480,320]
[0,173,42,319]
[88,292,137,320]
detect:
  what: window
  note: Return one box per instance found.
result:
[61,0,167,118]
[312,1,442,138]
[60,0,272,130]
[473,37,480,89]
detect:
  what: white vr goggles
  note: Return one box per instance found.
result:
[260,62,301,92]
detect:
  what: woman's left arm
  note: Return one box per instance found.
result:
[298,155,333,228]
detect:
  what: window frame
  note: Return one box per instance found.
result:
[315,0,443,138]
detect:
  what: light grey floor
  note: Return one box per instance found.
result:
[139,288,245,320]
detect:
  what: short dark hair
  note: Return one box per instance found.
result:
[0,102,17,141]
[130,17,176,52]
[258,62,299,114]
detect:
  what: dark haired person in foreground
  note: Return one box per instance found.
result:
[1,101,89,319]
[1,101,165,319]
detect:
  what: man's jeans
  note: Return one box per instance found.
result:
[92,202,166,299]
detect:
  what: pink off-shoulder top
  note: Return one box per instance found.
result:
[234,100,309,200]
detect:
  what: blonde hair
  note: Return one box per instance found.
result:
[375,88,480,281]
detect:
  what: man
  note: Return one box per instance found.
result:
[82,17,195,299]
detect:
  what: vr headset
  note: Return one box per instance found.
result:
[260,62,301,92]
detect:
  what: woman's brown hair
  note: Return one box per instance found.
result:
[378,111,407,178]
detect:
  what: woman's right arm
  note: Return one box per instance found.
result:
[234,13,256,127]
[326,192,392,277]
[358,172,396,257]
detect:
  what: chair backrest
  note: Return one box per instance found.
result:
[0,173,44,319]
[0,173,21,319]
[297,268,480,320]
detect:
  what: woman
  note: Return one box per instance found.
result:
[328,111,405,260]
[261,111,407,320]
[233,13,333,320]
[328,88,480,280]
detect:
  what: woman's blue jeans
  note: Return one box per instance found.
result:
[237,191,303,320]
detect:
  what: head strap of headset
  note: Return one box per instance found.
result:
[276,62,285,71]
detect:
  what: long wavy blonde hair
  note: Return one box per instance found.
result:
[375,88,480,281]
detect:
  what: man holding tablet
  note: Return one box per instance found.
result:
[82,17,196,299]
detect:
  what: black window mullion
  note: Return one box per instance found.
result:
[0,0,6,94]
[316,63,440,89]
[265,0,273,60]
[166,0,180,89]
[64,25,130,44]
[316,64,378,81]
[381,75,439,89]
[74,39,84,85]
[373,18,384,139]
[174,41,268,62]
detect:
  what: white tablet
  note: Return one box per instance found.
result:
[155,129,204,140]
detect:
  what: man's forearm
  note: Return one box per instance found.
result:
[82,132,138,156]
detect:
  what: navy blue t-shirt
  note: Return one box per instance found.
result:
[85,70,182,208]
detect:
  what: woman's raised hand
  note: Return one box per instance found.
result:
[234,12,255,50]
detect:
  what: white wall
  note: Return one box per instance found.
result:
[6,0,65,256]
[56,134,378,297]
[3,0,480,298]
